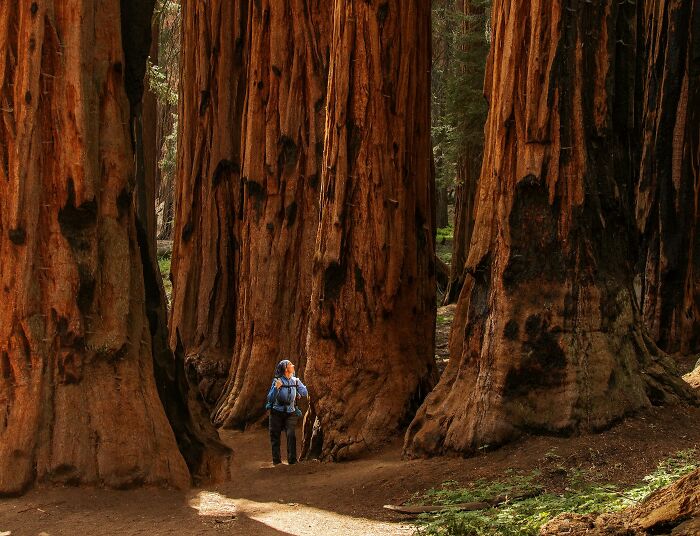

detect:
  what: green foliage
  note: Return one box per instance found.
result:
[437,226,455,242]
[148,0,180,108]
[432,1,490,191]
[413,450,699,536]
[148,0,181,198]
[158,252,172,304]
[148,62,178,106]
[436,226,454,264]
[619,449,698,504]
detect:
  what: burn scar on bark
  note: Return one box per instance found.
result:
[58,178,97,252]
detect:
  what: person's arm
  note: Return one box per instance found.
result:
[267,380,279,406]
[295,378,308,398]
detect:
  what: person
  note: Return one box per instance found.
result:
[266,360,308,465]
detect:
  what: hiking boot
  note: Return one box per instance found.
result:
[273,459,282,466]
[288,459,297,465]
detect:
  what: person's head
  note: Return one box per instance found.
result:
[284,362,295,378]
[274,359,295,378]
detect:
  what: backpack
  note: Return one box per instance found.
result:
[265,378,302,417]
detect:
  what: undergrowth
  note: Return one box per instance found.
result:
[436,226,454,243]
[413,449,698,536]
[437,314,452,326]
[436,226,453,265]
[157,252,172,305]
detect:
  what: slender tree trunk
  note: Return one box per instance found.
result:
[443,148,479,304]
[636,0,700,355]
[405,0,695,458]
[155,104,176,241]
[302,0,437,461]
[442,0,486,306]
[0,0,190,494]
[154,4,180,242]
[169,0,247,409]
[139,15,160,245]
[212,0,331,429]
[436,184,449,229]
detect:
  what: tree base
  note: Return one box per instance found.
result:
[405,281,698,458]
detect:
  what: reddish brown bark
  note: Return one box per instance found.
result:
[302,0,437,461]
[405,0,695,458]
[636,0,700,355]
[169,0,247,409]
[0,0,190,493]
[212,0,331,428]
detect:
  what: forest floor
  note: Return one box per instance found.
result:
[1,402,699,535]
[1,303,698,536]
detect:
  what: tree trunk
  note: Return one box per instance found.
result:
[0,0,190,494]
[302,0,437,461]
[154,3,180,242]
[138,14,160,246]
[155,105,176,241]
[436,183,449,229]
[443,148,479,304]
[405,0,696,458]
[442,0,486,306]
[636,0,700,355]
[169,0,247,410]
[212,0,331,429]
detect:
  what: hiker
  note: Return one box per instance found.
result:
[267,360,308,465]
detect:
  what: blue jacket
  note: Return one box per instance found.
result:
[267,376,308,413]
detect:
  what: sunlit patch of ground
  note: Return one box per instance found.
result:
[189,491,412,536]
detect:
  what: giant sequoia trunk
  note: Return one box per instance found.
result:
[636,0,700,355]
[0,0,191,494]
[169,0,247,409]
[302,0,437,461]
[405,0,695,458]
[212,0,330,428]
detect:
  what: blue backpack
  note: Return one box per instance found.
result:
[266,378,303,417]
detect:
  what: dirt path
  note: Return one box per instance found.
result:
[2,404,700,536]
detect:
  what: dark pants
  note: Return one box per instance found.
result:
[269,409,298,464]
